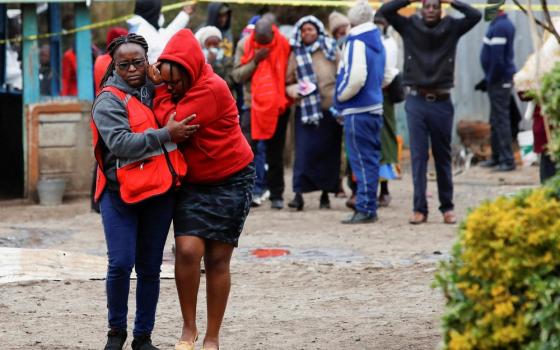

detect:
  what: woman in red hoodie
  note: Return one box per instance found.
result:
[149,29,254,350]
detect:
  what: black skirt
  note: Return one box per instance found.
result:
[173,163,255,247]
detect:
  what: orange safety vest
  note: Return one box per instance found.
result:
[91,86,187,204]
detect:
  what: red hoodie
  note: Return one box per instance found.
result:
[154,29,253,184]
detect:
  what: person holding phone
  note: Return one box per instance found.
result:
[285,15,342,211]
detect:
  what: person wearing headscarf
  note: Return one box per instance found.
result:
[195,26,234,90]
[328,11,351,49]
[127,0,194,63]
[285,15,341,211]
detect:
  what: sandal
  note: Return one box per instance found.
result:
[175,332,198,350]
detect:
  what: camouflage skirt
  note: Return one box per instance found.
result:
[173,163,255,247]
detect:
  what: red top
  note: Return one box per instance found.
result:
[61,49,77,96]
[519,92,548,154]
[94,54,112,95]
[154,29,253,184]
[532,105,547,154]
[241,26,291,140]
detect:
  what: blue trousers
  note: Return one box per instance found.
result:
[344,113,383,216]
[99,190,174,337]
[405,94,454,215]
[253,141,268,196]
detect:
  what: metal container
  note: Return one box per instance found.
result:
[37,178,66,206]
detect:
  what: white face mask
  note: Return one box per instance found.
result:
[203,47,224,62]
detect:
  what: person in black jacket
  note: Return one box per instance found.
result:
[379,0,481,225]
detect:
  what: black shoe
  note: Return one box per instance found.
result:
[377,194,392,208]
[131,334,159,350]
[480,159,499,168]
[270,199,284,210]
[319,192,330,209]
[288,193,304,211]
[341,212,378,224]
[493,163,516,172]
[104,329,127,350]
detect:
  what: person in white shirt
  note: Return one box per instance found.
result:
[127,0,194,64]
[5,43,22,90]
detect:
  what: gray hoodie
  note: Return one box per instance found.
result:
[92,73,170,191]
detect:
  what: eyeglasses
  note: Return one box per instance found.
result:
[115,59,146,71]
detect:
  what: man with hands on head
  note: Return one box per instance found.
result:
[379,0,481,225]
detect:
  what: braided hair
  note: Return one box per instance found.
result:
[99,33,149,88]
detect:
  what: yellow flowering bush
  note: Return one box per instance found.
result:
[435,177,560,349]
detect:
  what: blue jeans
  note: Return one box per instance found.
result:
[405,94,454,215]
[344,113,383,216]
[99,190,173,337]
[253,141,268,196]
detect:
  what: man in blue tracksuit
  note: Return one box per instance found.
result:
[479,1,517,171]
[335,0,385,224]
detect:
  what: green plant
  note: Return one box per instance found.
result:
[435,182,560,349]
[540,63,560,161]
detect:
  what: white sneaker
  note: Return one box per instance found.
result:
[251,195,263,207]
[260,190,270,201]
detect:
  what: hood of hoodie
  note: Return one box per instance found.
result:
[134,0,162,30]
[103,73,154,107]
[158,29,210,86]
[348,22,383,54]
[206,2,231,32]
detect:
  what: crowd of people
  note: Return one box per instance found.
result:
[80,0,557,349]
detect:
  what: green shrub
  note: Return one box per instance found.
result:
[435,179,560,349]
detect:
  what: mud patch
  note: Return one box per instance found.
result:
[0,226,76,248]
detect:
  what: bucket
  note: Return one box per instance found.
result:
[37,178,66,206]
[517,130,534,156]
[517,130,537,166]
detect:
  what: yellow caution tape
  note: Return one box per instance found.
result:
[0,0,558,45]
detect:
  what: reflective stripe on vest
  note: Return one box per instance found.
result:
[91,86,187,204]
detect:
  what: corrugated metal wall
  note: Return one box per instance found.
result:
[395,1,555,144]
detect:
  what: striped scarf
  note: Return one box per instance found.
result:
[290,16,337,125]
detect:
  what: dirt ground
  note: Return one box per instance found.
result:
[0,165,539,350]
